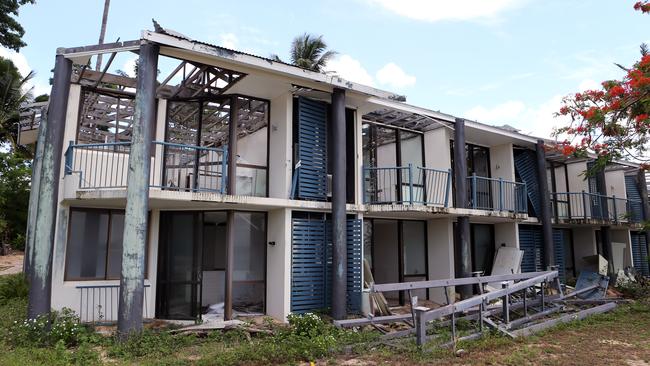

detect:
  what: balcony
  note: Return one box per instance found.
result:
[362,166,527,215]
[64,141,228,194]
[467,174,528,214]
[550,191,643,224]
[363,165,452,206]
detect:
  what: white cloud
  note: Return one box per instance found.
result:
[218,33,239,49]
[369,0,525,22]
[465,96,567,139]
[0,48,30,77]
[376,62,416,89]
[325,55,375,86]
[121,56,138,77]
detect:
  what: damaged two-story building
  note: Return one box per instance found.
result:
[21,26,650,326]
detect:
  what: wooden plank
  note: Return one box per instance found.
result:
[511,302,617,337]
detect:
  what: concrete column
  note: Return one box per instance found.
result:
[268,93,293,199]
[536,140,554,269]
[27,54,72,319]
[427,219,455,303]
[117,42,158,336]
[331,87,347,320]
[24,106,48,276]
[266,208,292,321]
[453,118,471,298]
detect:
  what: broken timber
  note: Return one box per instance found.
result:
[336,270,618,349]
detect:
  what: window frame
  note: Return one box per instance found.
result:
[64,207,149,281]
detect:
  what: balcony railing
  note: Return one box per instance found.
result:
[64,141,227,193]
[467,174,528,213]
[76,284,151,323]
[550,191,643,223]
[363,164,452,206]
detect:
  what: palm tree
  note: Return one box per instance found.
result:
[0,57,33,150]
[274,33,337,72]
[95,0,111,71]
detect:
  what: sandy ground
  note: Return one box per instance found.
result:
[0,251,24,275]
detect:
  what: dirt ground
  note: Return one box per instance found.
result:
[332,304,650,366]
[0,251,23,275]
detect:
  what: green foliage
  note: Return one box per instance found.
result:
[0,0,35,52]
[107,329,195,359]
[8,308,91,347]
[616,273,650,301]
[0,151,31,250]
[0,273,28,305]
[0,56,34,149]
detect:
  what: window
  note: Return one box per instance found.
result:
[65,208,145,281]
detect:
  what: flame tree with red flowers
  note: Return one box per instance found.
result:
[555,1,650,172]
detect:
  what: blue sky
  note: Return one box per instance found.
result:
[2,0,648,137]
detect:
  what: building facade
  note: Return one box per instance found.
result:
[21,28,650,324]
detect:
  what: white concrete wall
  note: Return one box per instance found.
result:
[266,208,291,321]
[495,223,519,251]
[268,93,293,199]
[567,161,589,192]
[424,128,451,170]
[427,218,455,304]
[573,227,597,272]
[605,170,627,199]
[611,229,633,270]
[490,143,515,181]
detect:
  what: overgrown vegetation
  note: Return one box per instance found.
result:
[0,269,649,365]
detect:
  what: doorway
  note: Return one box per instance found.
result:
[156,211,266,320]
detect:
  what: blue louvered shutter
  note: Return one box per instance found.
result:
[297,97,328,201]
[519,225,543,272]
[346,219,363,313]
[552,229,566,281]
[631,232,650,276]
[291,219,327,312]
[291,218,363,314]
[324,219,363,313]
[625,175,644,222]
[514,151,540,217]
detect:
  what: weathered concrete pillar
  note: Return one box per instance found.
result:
[536,140,555,269]
[117,42,158,336]
[224,95,239,321]
[331,87,347,320]
[27,54,71,319]
[453,118,472,298]
[24,106,48,276]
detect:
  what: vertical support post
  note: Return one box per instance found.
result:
[471,173,477,209]
[498,177,504,211]
[453,118,472,299]
[27,54,72,319]
[541,280,546,312]
[224,96,239,321]
[408,163,414,204]
[331,87,347,320]
[117,42,158,336]
[582,191,589,220]
[613,195,618,223]
[523,289,528,317]
[415,306,427,346]
[536,140,555,269]
[597,168,609,220]
[24,106,49,277]
[64,141,74,175]
[502,282,510,325]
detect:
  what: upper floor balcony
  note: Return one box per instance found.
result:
[362,165,527,214]
[550,191,643,225]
